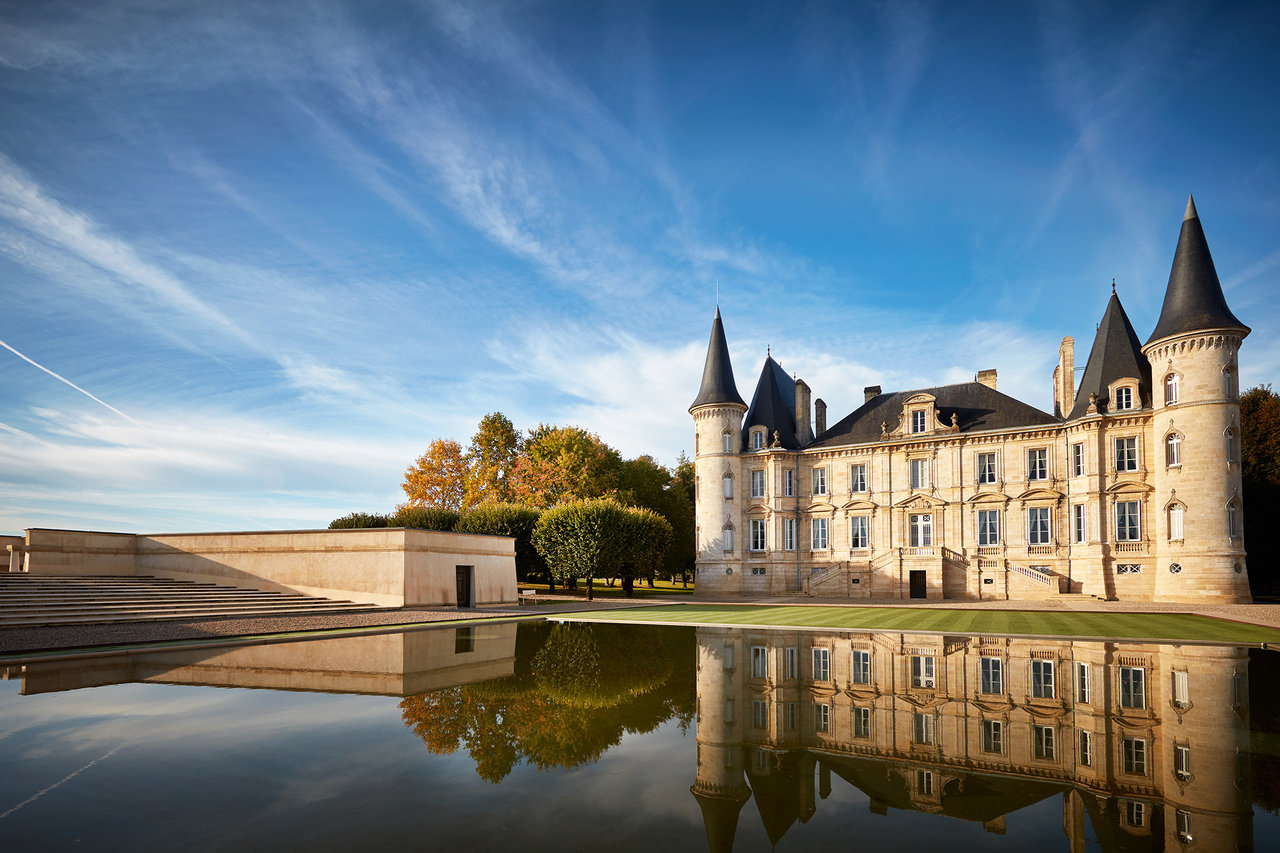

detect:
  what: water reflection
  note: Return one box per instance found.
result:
[693,627,1254,852]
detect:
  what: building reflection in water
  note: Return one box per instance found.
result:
[692,627,1252,852]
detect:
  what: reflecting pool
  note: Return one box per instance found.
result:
[2,621,1279,851]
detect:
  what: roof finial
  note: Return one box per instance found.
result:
[767,344,771,358]
[715,279,720,307]
[1112,277,1116,295]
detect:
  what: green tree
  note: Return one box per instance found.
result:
[615,506,673,596]
[456,503,546,584]
[328,512,390,529]
[466,412,522,507]
[509,425,623,508]
[1242,385,1280,595]
[391,505,460,531]
[532,499,632,600]
[402,438,468,511]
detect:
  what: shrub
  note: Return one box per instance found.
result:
[457,503,545,583]
[391,505,460,531]
[329,512,390,529]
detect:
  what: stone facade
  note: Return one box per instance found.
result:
[692,626,1252,851]
[690,199,1250,602]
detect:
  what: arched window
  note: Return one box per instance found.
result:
[722,474,734,500]
[1168,504,1184,541]
[1164,373,1180,405]
[1166,433,1182,467]
[722,524,735,552]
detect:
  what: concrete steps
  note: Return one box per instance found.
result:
[0,574,382,628]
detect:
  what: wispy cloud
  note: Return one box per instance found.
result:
[0,338,134,422]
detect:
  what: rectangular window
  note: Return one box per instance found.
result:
[722,433,732,453]
[1034,724,1055,759]
[1027,448,1047,480]
[911,655,936,688]
[914,712,934,745]
[1115,387,1133,410]
[752,700,767,729]
[785,702,797,731]
[784,469,794,497]
[814,703,830,733]
[1072,442,1085,477]
[1173,670,1189,708]
[751,646,767,679]
[750,470,765,498]
[1177,810,1192,843]
[750,519,766,551]
[910,458,929,490]
[849,463,867,493]
[812,648,830,682]
[1115,437,1138,472]
[751,430,764,451]
[1120,666,1146,709]
[852,649,871,684]
[853,706,871,738]
[1032,659,1055,699]
[977,510,1000,546]
[850,516,869,549]
[1166,373,1180,404]
[912,410,926,433]
[1078,730,1093,766]
[1167,433,1182,466]
[909,514,933,547]
[982,720,1003,753]
[980,657,1003,695]
[783,518,796,551]
[1175,744,1191,780]
[1169,504,1184,540]
[1116,501,1141,542]
[1123,737,1147,775]
[1075,662,1091,704]
[784,647,798,680]
[811,518,828,550]
[1229,502,1240,537]
[977,452,996,485]
[723,527,734,552]
[811,468,827,496]
[1125,801,1145,827]
[1028,507,1051,545]
[724,699,735,723]
[723,476,734,499]
[916,770,933,795]
[1072,504,1086,544]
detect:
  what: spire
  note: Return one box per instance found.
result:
[1067,291,1151,419]
[690,307,746,411]
[1146,195,1249,345]
[742,356,810,448]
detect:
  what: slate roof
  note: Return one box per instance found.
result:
[809,381,1058,449]
[1066,291,1151,420]
[690,307,746,410]
[743,356,811,449]
[1147,195,1249,345]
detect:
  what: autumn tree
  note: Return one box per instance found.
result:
[401,438,468,511]
[465,412,522,507]
[1242,385,1280,595]
[508,425,623,508]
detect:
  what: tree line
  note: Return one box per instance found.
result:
[330,412,695,597]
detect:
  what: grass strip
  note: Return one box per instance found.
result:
[556,604,1280,644]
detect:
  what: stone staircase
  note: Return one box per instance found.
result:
[0,574,382,628]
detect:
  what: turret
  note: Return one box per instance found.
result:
[691,627,751,853]
[691,308,748,594]
[1143,197,1251,602]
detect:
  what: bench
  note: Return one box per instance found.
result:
[518,588,537,605]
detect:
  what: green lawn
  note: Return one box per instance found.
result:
[556,603,1280,644]
[518,579,695,600]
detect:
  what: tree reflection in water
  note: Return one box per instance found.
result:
[399,622,694,782]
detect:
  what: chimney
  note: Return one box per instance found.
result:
[795,379,811,440]
[976,369,997,390]
[864,385,882,403]
[814,398,827,435]
[1056,336,1075,417]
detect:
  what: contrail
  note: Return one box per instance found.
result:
[0,742,129,820]
[0,338,135,423]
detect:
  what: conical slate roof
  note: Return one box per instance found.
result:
[1147,195,1248,344]
[690,308,746,411]
[743,356,810,449]
[1067,291,1151,419]
[691,788,750,853]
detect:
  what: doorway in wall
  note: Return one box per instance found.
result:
[456,565,473,608]
[909,570,927,599]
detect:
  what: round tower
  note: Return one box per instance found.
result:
[1143,197,1251,603]
[690,627,750,853]
[690,307,748,595]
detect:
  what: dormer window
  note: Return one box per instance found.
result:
[1164,374,1180,405]
[1115,387,1133,410]
[911,410,927,433]
[751,429,765,451]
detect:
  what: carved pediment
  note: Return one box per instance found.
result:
[745,502,771,515]
[807,499,836,512]
[841,498,878,511]
[965,491,1009,505]
[894,493,947,509]
[1105,481,1153,495]
[899,691,949,710]
[1015,488,1063,502]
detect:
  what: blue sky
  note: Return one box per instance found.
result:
[1,1,1277,535]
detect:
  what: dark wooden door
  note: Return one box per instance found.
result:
[456,566,472,608]
[909,570,927,599]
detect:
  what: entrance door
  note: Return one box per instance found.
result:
[456,566,473,608]
[909,570,927,599]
